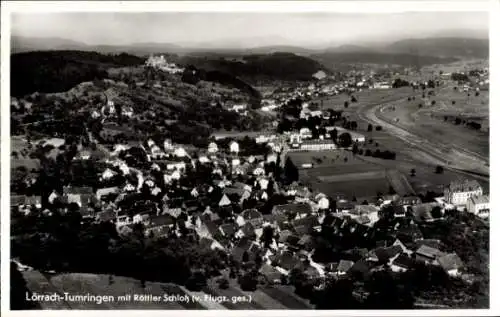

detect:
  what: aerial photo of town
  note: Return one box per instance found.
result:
[8,8,490,311]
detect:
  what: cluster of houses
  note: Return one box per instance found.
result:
[11,122,488,284]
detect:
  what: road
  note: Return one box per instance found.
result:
[356,97,489,180]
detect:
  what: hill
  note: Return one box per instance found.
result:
[311,51,459,69]
[11,36,184,56]
[179,52,329,83]
[386,37,489,58]
[11,50,145,97]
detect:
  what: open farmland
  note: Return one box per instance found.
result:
[315,86,413,113]
[377,85,489,160]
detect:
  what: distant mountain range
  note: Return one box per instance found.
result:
[11,35,489,59]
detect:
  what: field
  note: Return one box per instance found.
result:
[289,150,394,200]
[377,85,489,160]
[314,87,413,113]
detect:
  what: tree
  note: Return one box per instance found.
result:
[410,168,416,177]
[452,100,456,105]
[388,186,396,195]
[435,165,444,174]
[344,101,349,108]
[431,100,436,106]
[431,206,443,219]
[217,277,229,289]
[352,142,359,155]
[375,126,382,131]
[351,96,358,103]
[185,271,207,291]
[11,262,40,310]
[284,157,299,183]
[261,226,274,248]
[239,271,258,291]
[367,124,373,132]
[330,128,338,143]
[338,132,353,148]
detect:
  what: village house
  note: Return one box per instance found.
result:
[229,141,240,154]
[466,195,489,218]
[408,202,441,223]
[437,253,465,277]
[174,147,188,158]
[96,187,119,201]
[415,245,445,265]
[390,254,416,273]
[236,209,264,228]
[366,245,403,265]
[11,195,42,211]
[444,179,483,206]
[272,203,313,220]
[396,196,422,206]
[144,214,176,238]
[208,142,219,153]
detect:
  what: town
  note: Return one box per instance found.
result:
[9,10,490,311]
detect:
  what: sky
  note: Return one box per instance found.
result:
[11,12,489,48]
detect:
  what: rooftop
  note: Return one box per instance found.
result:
[448,179,482,193]
[469,195,489,205]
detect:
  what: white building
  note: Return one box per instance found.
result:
[208,142,218,153]
[299,128,313,139]
[373,82,391,89]
[101,168,117,180]
[164,139,174,151]
[444,179,483,206]
[166,161,186,171]
[174,147,188,157]
[299,140,337,151]
[229,141,239,154]
[466,195,489,218]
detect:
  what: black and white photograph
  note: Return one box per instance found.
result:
[2,0,497,313]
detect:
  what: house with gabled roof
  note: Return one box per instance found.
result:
[199,237,225,251]
[415,245,445,264]
[272,203,313,220]
[231,237,261,263]
[367,245,403,264]
[218,222,238,239]
[390,254,416,273]
[437,253,464,277]
[271,250,302,273]
[236,208,264,228]
[218,194,232,207]
[236,222,257,240]
[259,263,282,284]
[396,196,422,206]
[336,260,355,276]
